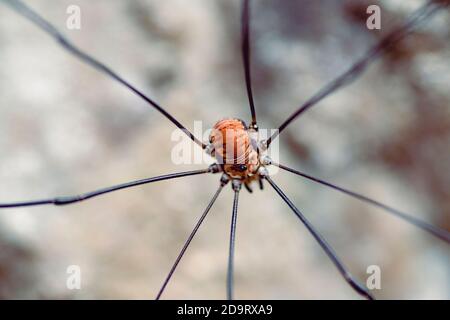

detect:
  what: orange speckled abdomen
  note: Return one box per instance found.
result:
[209,118,259,178]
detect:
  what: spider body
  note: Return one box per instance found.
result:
[209,118,260,184]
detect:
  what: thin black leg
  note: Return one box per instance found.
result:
[272,161,450,244]
[266,0,449,147]
[155,174,229,300]
[265,175,374,300]
[241,0,258,129]
[227,179,242,300]
[2,0,205,148]
[0,168,214,208]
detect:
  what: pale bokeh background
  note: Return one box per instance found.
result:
[0,0,449,299]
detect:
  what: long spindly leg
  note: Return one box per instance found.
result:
[0,164,220,208]
[155,174,230,300]
[241,0,258,130]
[227,179,242,300]
[1,0,205,149]
[265,0,450,147]
[269,160,450,244]
[264,175,374,300]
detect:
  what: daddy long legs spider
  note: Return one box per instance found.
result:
[0,0,449,299]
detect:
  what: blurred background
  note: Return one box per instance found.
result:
[0,0,449,299]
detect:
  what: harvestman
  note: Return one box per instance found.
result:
[1,0,449,300]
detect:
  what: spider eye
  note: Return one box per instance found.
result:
[234,164,247,172]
